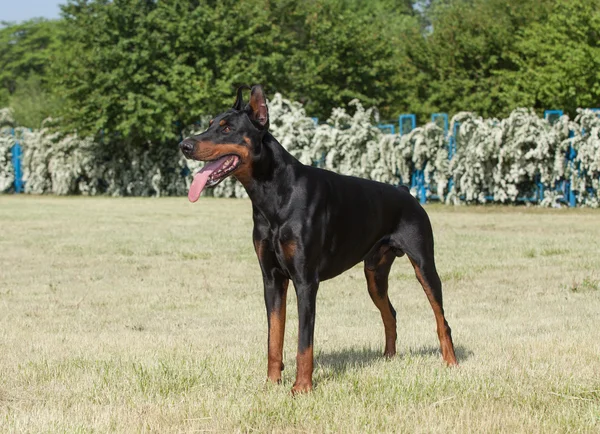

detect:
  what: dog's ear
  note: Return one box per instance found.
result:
[232,85,251,111]
[247,84,269,129]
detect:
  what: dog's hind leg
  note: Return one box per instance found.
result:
[364,245,398,357]
[409,256,457,365]
[393,218,458,366]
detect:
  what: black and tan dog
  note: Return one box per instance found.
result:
[179,85,457,394]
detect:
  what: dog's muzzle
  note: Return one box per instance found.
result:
[179,139,195,158]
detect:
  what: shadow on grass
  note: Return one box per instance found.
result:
[316,344,473,375]
[398,344,473,363]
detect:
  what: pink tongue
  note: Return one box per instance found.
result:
[188,157,228,203]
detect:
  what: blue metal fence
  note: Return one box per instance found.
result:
[377,124,395,135]
[544,110,575,207]
[431,113,449,134]
[7,110,598,204]
[10,129,24,193]
[398,114,416,136]
[398,113,427,204]
[544,110,563,126]
[391,109,596,206]
[399,113,455,204]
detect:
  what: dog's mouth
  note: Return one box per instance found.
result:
[188,154,241,202]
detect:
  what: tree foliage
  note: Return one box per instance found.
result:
[0,19,62,127]
[497,0,600,114]
[2,0,600,156]
[52,0,413,147]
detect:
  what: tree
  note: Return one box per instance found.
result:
[498,0,600,115]
[411,0,555,119]
[270,0,408,118]
[0,19,62,127]
[54,0,412,147]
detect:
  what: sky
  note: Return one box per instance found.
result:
[0,0,63,23]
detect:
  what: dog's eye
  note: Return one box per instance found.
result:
[223,125,231,133]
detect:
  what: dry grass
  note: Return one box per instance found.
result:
[0,196,599,433]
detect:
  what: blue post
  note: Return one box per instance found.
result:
[431,113,449,136]
[448,121,459,159]
[10,128,24,194]
[590,109,600,204]
[398,114,416,136]
[568,185,576,207]
[544,110,563,126]
[530,172,545,203]
[399,114,426,204]
[567,143,577,207]
[418,170,426,204]
[311,117,319,126]
[377,124,395,135]
[545,110,576,206]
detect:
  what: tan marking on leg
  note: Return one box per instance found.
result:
[291,346,313,395]
[364,263,397,357]
[281,240,297,262]
[267,284,288,383]
[410,258,458,366]
[254,239,264,260]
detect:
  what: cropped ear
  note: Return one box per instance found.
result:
[248,84,269,129]
[232,85,251,110]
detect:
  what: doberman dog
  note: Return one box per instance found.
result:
[179,85,457,394]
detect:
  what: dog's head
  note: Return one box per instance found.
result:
[179,84,269,202]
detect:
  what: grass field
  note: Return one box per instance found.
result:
[0,196,599,433]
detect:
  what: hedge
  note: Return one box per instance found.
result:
[1,96,599,207]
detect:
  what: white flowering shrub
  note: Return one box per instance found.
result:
[1,121,189,197]
[448,109,600,207]
[0,109,16,192]
[0,132,15,193]
[313,101,382,179]
[269,93,317,165]
[448,109,571,204]
[446,112,498,203]
[568,109,600,207]
[396,122,447,198]
[1,97,600,206]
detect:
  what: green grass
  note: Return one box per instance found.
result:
[0,196,599,433]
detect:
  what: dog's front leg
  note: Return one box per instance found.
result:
[263,272,289,383]
[292,278,319,394]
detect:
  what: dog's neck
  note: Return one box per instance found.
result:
[235,132,299,220]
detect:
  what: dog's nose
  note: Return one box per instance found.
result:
[179,139,195,156]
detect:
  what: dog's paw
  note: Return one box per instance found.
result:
[291,381,313,395]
